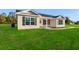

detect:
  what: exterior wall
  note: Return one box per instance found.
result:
[17,15,40,29]
[40,17,65,28]
[56,19,65,27]
[17,11,65,29]
[50,19,56,27]
[39,16,57,28]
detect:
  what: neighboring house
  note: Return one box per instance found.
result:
[16,10,65,29]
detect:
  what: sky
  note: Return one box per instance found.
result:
[0,9,79,21]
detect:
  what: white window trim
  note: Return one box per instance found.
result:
[24,16,36,25]
[58,20,63,25]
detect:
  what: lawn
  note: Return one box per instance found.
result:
[66,24,79,28]
[0,24,79,50]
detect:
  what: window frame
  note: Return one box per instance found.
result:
[58,20,63,25]
[30,17,36,25]
[22,16,36,25]
[43,19,46,25]
[48,19,50,25]
[26,16,30,25]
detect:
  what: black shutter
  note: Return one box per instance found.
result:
[22,17,25,25]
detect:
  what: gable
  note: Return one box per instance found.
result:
[16,9,39,15]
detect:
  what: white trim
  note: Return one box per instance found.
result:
[46,18,48,28]
[16,9,31,14]
[16,9,40,15]
[23,16,36,25]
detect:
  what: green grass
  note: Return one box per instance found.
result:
[0,24,79,50]
[66,24,79,28]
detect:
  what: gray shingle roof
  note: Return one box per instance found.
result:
[29,11,38,15]
[16,9,65,18]
[39,13,59,18]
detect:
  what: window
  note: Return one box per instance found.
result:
[31,18,35,25]
[26,17,30,25]
[22,16,36,25]
[58,20,63,25]
[43,19,46,25]
[48,20,50,25]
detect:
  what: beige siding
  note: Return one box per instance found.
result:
[17,15,40,29]
[17,15,22,29]
[50,19,56,27]
[16,11,65,29]
[56,19,65,27]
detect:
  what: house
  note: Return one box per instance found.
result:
[16,10,65,29]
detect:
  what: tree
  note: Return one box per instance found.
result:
[0,13,6,23]
[9,12,16,27]
[1,13,6,16]
[5,16,11,24]
[0,15,2,23]
[75,21,79,24]
[9,12,16,23]
[65,17,72,24]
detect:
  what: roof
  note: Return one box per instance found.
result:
[39,13,59,18]
[16,10,23,12]
[16,9,65,18]
[29,11,38,15]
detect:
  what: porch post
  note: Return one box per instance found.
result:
[46,19,48,28]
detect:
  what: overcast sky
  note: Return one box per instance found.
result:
[0,9,79,21]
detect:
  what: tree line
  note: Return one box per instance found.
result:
[0,12,16,24]
[0,10,78,25]
[65,17,79,24]
[0,13,72,24]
